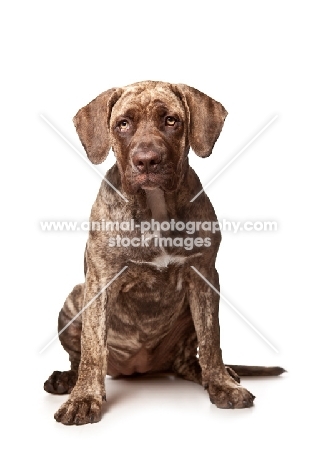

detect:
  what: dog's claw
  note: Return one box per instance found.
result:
[54,396,102,425]
[208,381,255,409]
[44,370,77,395]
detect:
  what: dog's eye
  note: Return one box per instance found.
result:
[165,116,177,126]
[118,120,130,132]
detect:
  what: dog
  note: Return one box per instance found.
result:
[44,81,285,425]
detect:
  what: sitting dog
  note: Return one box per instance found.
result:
[44,81,284,425]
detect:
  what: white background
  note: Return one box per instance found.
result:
[1,1,311,466]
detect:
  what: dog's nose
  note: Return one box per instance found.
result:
[132,151,162,173]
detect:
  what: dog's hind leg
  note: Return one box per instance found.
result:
[173,356,202,385]
[171,331,241,385]
[171,331,202,385]
[44,284,83,394]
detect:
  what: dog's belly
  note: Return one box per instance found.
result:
[107,261,195,376]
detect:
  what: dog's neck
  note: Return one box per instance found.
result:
[145,188,169,223]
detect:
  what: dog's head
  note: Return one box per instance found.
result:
[73,81,227,194]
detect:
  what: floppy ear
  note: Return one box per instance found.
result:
[174,84,228,158]
[73,88,122,164]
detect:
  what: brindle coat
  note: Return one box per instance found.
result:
[44,81,284,425]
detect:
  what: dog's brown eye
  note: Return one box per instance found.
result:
[119,120,129,132]
[165,116,176,126]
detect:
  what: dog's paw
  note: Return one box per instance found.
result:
[44,370,77,394]
[54,396,103,425]
[208,381,255,409]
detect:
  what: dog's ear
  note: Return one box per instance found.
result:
[73,88,122,164]
[173,84,227,158]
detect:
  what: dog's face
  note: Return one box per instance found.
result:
[73,81,227,194]
[109,83,188,193]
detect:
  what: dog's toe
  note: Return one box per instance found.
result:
[54,396,102,425]
[208,381,255,409]
[44,370,77,394]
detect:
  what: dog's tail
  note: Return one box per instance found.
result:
[227,365,286,377]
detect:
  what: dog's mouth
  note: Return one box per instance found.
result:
[136,173,165,189]
[124,166,177,193]
[137,174,177,192]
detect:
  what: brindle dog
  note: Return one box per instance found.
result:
[44,81,284,425]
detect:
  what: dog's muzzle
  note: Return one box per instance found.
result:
[132,150,162,174]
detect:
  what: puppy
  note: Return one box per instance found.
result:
[44,81,284,425]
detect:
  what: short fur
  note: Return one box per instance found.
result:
[44,81,285,425]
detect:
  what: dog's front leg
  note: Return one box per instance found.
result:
[189,267,255,409]
[54,263,108,425]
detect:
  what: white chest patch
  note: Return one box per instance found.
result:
[148,252,187,268]
[130,251,202,269]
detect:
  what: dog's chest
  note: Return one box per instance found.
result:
[107,260,192,374]
[109,259,189,335]
[120,257,188,303]
[129,249,201,271]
